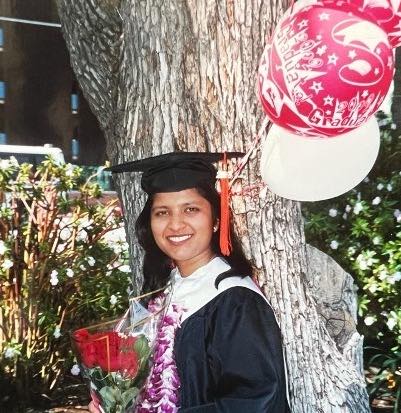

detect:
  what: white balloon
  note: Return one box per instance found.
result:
[260,117,380,202]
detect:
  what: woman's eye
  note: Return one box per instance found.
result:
[154,210,168,217]
[185,207,199,213]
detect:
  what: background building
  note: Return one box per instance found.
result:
[0,0,106,165]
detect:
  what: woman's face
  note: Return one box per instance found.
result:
[150,188,217,276]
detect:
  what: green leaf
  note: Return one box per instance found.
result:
[99,386,121,409]
[134,335,150,359]
[121,386,139,410]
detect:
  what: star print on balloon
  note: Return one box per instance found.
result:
[338,0,401,48]
[258,2,394,137]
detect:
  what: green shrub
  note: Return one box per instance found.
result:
[302,112,401,410]
[0,157,131,409]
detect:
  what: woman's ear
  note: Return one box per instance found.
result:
[213,219,220,233]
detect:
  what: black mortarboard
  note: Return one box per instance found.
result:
[107,151,244,256]
[106,151,244,195]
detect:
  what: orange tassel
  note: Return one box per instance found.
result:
[219,153,231,256]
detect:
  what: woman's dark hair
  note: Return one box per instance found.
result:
[136,181,253,293]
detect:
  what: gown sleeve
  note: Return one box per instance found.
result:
[179,287,289,413]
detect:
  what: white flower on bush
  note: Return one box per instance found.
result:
[119,265,131,273]
[377,183,384,190]
[50,270,59,286]
[60,227,72,242]
[353,202,363,215]
[394,209,401,222]
[76,230,88,242]
[112,241,129,255]
[378,270,388,281]
[66,268,74,278]
[387,317,397,331]
[0,159,13,169]
[368,284,377,293]
[387,184,393,192]
[356,253,374,270]
[7,229,18,239]
[53,326,61,339]
[0,241,8,255]
[328,208,338,217]
[345,205,352,213]
[104,226,126,244]
[79,264,86,271]
[70,364,80,376]
[110,295,118,306]
[348,246,356,256]
[80,218,94,230]
[56,243,66,253]
[3,347,17,359]
[1,259,13,270]
[372,196,381,206]
[65,164,75,177]
[50,278,59,286]
[342,213,347,220]
[330,240,339,250]
[393,272,401,282]
[87,256,96,267]
[9,156,19,166]
[386,271,401,284]
[372,236,381,245]
[364,316,376,326]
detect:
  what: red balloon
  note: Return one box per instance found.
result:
[258,2,394,137]
[335,0,401,48]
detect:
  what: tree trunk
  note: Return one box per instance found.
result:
[57,1,370,411]
[392,47,401,135]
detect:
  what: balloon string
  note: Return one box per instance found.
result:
[229,117,270,187]
[231,182,266,197]
[290,0,295,14]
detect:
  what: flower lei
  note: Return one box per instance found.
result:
[136,293,185,413]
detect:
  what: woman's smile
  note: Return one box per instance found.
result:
[167,234,193,244]
[150,188,217,276]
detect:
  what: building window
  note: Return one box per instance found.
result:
[0,28,3,51]
[0,132,6,144]
[71,93,79,114]
[71,125,79,162]
[0,81,5,103]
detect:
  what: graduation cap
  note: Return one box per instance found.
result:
[106,151,244,256]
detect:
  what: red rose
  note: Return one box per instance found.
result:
[72,328,98,368]
[73,329,140,378]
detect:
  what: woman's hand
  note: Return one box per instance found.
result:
[88,401,100,413]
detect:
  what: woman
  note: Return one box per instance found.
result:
[90,152,289,412]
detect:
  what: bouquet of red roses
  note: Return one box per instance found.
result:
[71,292,167,413]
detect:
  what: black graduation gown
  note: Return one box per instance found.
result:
[174,286,289,413]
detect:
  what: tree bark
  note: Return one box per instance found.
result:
[392,47,401,136]
[57,1,370,411]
